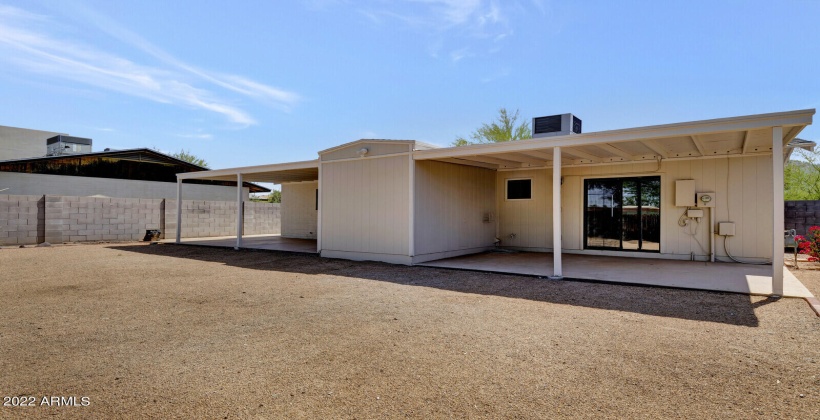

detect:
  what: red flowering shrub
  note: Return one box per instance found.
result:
[794,226,820,262]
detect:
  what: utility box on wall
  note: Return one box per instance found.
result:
[675,180,695,207]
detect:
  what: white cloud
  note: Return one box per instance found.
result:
[0,4,299,126]
[353,0,520,61]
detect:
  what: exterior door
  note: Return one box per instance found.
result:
[584,176,660,252]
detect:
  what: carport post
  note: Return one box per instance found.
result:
[175,178,182,243]
[551,146,563,279]
[236,172,243,250]
[772,126,784,296]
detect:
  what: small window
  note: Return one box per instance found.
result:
[506,179,532,200]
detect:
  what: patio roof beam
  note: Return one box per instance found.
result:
[592,143,633,161]
[782,126,802,147]
[562,148,603,163]
[458,155,523,168]
[437,158,499,169]
[522,149,554,161]
[690,135,707,156]
[489,152,548,166]
[640,139,669,159]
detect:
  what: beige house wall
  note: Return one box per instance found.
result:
[413,160,496,263]
[281,181,318,239]
[496,168,554,250]
[1,171,247,201]
[320,155,410,264]
[494,155,774,261]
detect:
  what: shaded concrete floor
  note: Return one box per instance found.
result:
[420,251,814,298]
[167,234,317,253]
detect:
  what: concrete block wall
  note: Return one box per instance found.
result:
[244,202,282,236]
[785,200,820,236]
[1,194,281,245]
[0,195,43,245]
[165,200,238,239]
[44,196,162,243]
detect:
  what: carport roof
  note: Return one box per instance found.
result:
[414,108,815,169]
[177,159,318,184]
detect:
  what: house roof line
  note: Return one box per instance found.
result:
[318,139,438,155]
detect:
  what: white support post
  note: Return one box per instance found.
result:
[317,161,322,253]
[235,173,243,250]
[551,146,563,279]
[772,126,784,296]
[408,153,415,259]
[175,178,182,243]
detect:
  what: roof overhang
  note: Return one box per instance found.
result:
[414,109,815,169]
[177,159,319,184]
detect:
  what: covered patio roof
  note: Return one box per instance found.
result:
[176,159,319,184]
[413,109,815,168]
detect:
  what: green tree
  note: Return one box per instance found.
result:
[267,190,282,203]
[453,108,531,146]
[172,149,209,168]
[785,149,820,200]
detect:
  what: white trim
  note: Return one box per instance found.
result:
[552,146,562,278]
[175,178,182,243]
[408,153,415,257]
[320,249,413,265]
[319,151,412,164]
[772,126,785,295]
[317,162,322,253]
[411,246,495,264]
[278,180,319,185]
[318,139,419,155]
[504,177,533,201]
[235,173,243,250]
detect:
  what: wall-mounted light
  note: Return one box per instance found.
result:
[357,148,369,158]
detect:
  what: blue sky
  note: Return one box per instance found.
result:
[0,0,818,170]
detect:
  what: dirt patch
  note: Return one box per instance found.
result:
[0,243,818,418]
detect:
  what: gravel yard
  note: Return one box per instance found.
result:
[0,243,818,419]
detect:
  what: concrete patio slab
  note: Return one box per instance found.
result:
[167,234,317,253]
[420,251,814,298]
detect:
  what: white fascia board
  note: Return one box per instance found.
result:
[176,159,319,180]
[318,139,418,155]
[414,109,815,161]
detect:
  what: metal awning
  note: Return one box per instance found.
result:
[176,159,319,184]
[413,109,815,169]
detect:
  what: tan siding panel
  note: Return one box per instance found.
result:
[281,182,318,239]
[320,156,409,257]
[414,161,496,256]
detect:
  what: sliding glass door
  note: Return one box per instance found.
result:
[584,176,660,252]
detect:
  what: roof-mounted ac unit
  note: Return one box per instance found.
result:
[532,113,582,138]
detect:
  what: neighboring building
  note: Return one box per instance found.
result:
[178,109,815,295]
[0,125,64,160]
[0,148,268,200]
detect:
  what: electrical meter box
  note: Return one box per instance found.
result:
[675,180,695,206]
[696,192,716,208]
